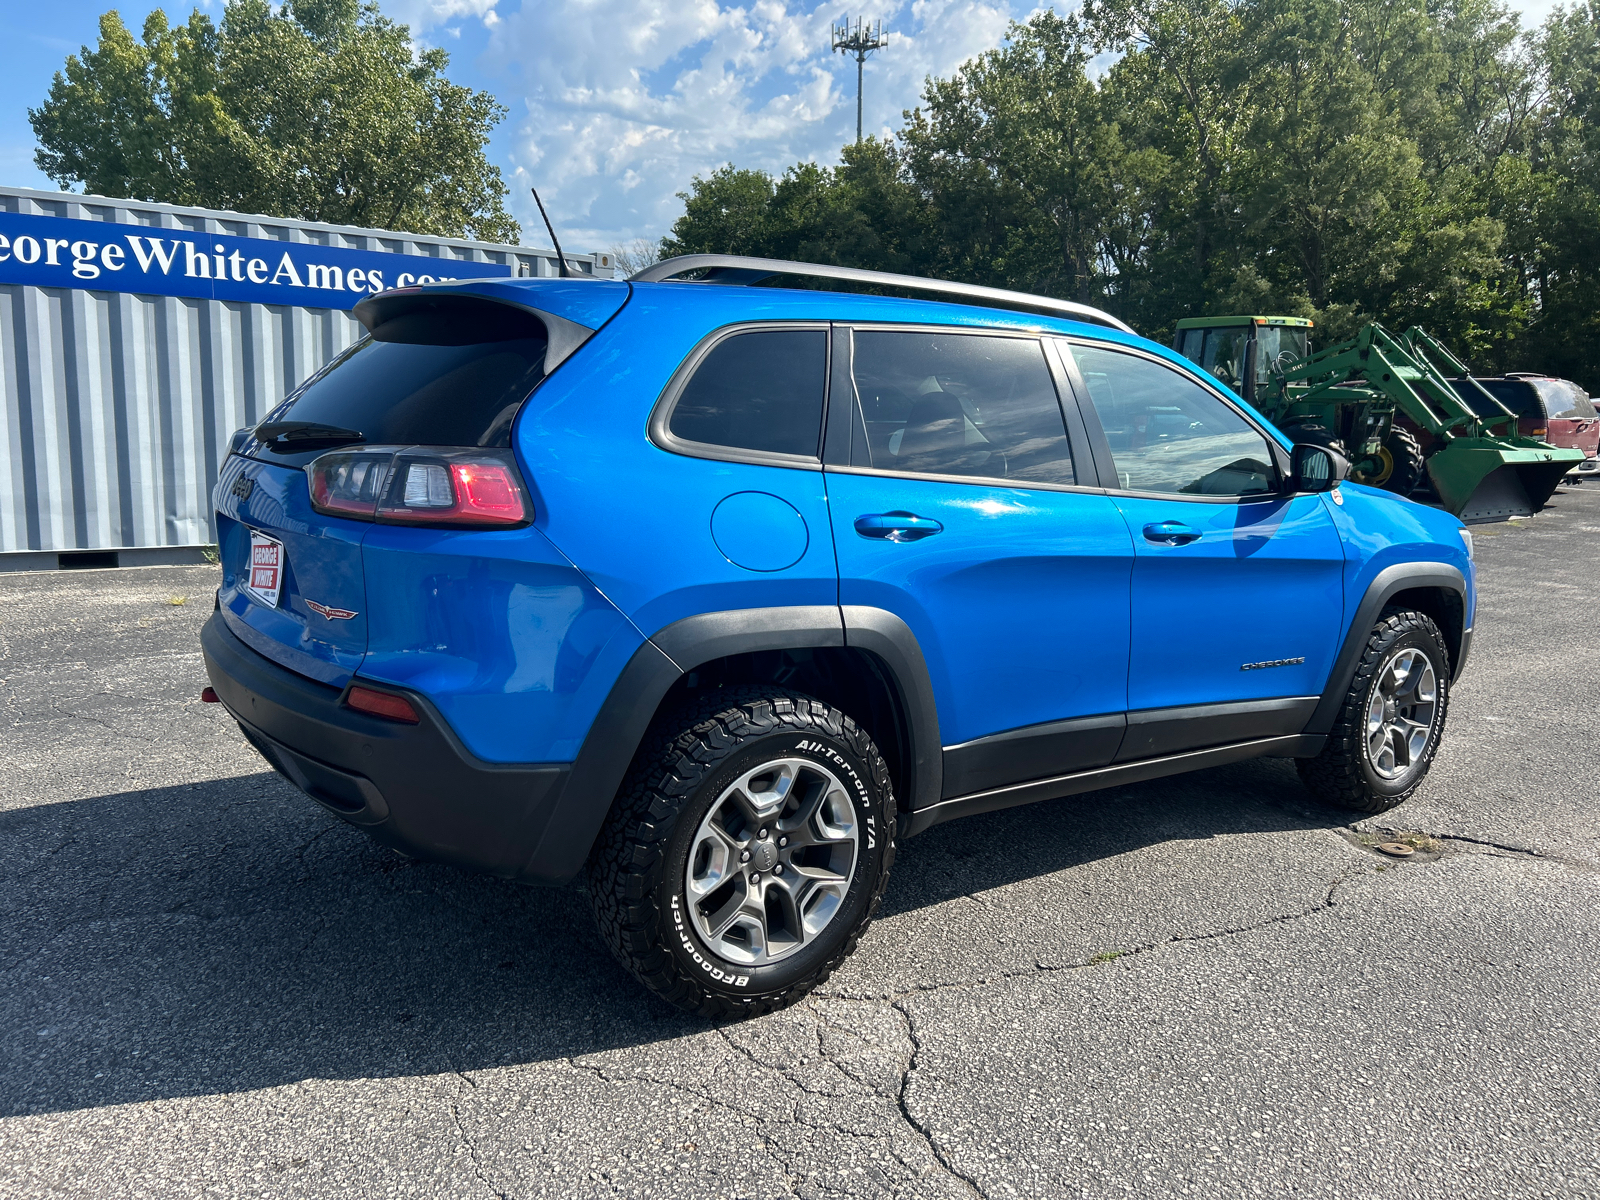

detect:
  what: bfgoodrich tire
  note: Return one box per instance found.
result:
[1298,607,1450,814]
[586,688,896,1017]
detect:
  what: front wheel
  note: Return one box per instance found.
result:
[587,688,896,1017]
[1298,608,1450,813]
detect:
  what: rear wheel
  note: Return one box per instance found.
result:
[586,688,895,1017]
[1298,607,1450,814]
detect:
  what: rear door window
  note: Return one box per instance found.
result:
[259,297,548,453]
[665,328,828,459]
[849,331,1075,485]
[1066,343,1277,497]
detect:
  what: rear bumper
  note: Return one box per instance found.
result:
[201,611,574,882]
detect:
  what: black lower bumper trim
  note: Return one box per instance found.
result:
[202,611,571,881]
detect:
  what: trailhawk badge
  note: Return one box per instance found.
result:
[305,598,358,621]
[245,530,284,608]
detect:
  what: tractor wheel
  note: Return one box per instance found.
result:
[1353,427,1426,495]
[1379,427,1425,495]
[1280,425,1349,473]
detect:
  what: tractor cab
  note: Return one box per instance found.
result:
[1174,316,1313,405]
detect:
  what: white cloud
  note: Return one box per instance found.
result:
[475,0,1037,250]
[378,0,1049,249]
[385,0,504,27]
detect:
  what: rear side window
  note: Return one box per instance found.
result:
[667,329,828,459]
[270,298,548,448]
[1067,343,1276,497]
[1471,380,1540,418]
[849,331,1075,485]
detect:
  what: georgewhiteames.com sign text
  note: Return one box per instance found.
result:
[0,210,510,308]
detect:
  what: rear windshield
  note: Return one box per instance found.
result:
[265,297,548,449]
[1534,380,1595,419]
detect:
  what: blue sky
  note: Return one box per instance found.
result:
[0,0,1571,254]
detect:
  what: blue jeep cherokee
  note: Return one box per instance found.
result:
[202,255,1475,1015]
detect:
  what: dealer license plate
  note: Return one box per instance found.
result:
[245,531,285,608]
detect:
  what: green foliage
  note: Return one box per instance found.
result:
[30,0,518,242]
[665,0,1600,389]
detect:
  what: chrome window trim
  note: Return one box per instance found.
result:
[647,320,833,471]
[1054,335,1290,503]
[824,463,1109,497]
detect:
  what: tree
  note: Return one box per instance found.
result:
[661,0,1598,386]
[660,144,933,276]
[1516,0,1600,384]
[29,0,518,242]
[660,165,779,258]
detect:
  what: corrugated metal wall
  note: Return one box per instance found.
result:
[0,186,606,559]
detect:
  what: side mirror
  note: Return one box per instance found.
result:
[1290,443,1346,493]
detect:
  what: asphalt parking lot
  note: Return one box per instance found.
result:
[3,487,1599,1200]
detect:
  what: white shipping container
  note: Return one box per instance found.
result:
[0,185,611,568]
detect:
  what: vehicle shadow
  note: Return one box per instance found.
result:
[0,759,1346,1117]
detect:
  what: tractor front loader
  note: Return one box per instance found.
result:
[1174,316,1585,521]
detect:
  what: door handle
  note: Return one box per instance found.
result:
[854,511,944,543]
[1142,521,1201,546]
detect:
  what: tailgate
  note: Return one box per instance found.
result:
[1548,416,1599,458]
[214,454,369,687]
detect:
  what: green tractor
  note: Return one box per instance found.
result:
[1173,316,1586,520]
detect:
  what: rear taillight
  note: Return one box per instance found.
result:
[377,455,527,526]
[308,447,531,528]
[310,450,395,518]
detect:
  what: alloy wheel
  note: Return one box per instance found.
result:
[684,757,860,966]
[1364,646,1439,780]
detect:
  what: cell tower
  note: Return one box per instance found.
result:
[831,16,888,144]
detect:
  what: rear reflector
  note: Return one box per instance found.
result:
[346,686,420,724]
[200,687,220,703]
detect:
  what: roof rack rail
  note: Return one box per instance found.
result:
[630,254,1135,334]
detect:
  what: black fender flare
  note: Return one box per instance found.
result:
[1305,562,1470,736]
[519,605,942,883]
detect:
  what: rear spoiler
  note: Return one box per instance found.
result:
[352,289,599,373]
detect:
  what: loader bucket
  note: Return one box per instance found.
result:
[1425,438,1586,522]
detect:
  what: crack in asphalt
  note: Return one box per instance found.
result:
[1352,823,1599,872]
[446,1066,510,1200]
[889,1000,988,1200]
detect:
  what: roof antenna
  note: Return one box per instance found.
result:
[530,186,573,278]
